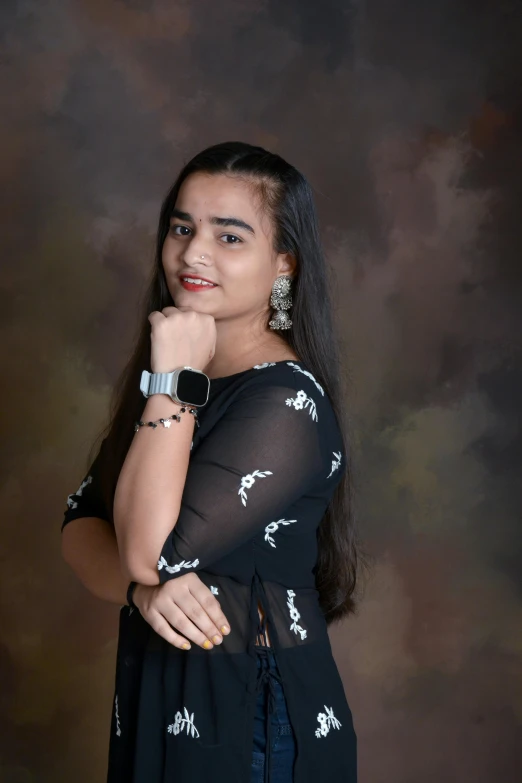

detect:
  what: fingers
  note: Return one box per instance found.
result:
[140,576,232,652]
[178,592,230,643]
[147,612,194,651]
[188,583,231,637]
[164,592,228,650]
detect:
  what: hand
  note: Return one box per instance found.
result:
[148,306,217,373]
[132,573,231,651]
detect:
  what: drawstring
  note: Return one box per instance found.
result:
[256,646,283,783]
[251,571,284,783]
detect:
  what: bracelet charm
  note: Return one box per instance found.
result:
[134,406,199,432]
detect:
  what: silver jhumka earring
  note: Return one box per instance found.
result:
[268,275,293,330]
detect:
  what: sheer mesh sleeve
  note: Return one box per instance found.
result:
[61,438,110,531]
[157,381,327,583]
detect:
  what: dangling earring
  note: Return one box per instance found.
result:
[268,275,293,330]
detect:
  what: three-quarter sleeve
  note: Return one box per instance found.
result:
[157,379,330,583]
[61,438,110,531]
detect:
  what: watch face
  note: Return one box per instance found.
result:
[177,369,209,406]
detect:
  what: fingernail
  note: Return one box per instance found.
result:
[220,625,230,635]
[182,643,191,650]
[212,635,222,645]
[203,640,213,649]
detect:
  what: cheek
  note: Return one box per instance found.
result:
[161,238,178,268]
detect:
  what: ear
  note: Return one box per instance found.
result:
[276,252,297,278]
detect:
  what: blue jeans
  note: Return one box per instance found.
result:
[251,645,297,783]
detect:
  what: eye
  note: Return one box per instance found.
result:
[170,224,191,236]
[222,234,242,244]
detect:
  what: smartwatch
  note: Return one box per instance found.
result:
[140,367,210,407]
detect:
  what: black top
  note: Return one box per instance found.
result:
[62,359,357,782]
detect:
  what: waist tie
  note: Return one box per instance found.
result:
[255,646,283,783]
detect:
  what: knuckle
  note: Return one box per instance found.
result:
[200,593,216,609]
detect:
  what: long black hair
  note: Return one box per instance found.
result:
[90,141,365,625]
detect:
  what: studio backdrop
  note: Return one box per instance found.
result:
[1,1,521,781]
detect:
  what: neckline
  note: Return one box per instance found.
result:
[208,359,305,383]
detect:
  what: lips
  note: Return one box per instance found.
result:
[179,274,217,285]
[179,276,218,291]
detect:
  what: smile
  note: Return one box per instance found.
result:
[180,277,218,291]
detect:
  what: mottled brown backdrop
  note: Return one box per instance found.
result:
[1,1,521,781]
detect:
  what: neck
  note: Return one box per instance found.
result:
[203,315,292,379]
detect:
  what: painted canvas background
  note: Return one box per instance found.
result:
[1,1,521,781]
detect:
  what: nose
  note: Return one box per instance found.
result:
[183,236,212,264]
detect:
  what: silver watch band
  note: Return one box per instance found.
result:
[141,370,177,398]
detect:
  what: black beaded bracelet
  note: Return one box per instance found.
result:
[127,581,138,609]
[134,405,199,432]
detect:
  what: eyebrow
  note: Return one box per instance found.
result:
[170,208,256,236]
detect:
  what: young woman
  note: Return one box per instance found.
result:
[61,141,360,782]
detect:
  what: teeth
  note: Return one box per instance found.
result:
[182,277,215,286]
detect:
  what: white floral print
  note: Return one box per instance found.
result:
[327,451,342,478]
[114,694,121,737]
[315,706,342,738]
[287,589,307,640]
[67,475,93,510]
[158,556,200,574]
[264,518,297,548]
[253,362,277,369]
[238,469,273,506]
[285,390,318,422]
[210,585,219,595]
[168,707,200,738]
[286,361,325,396]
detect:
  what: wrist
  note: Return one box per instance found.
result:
[127,580,138,608]
[140,395,197,426]
[129,582,146,610]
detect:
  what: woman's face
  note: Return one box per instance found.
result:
[162,172,293,325]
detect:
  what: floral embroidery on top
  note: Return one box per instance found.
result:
[286,361,325,396]
[168,707,200,738]
[238,469,273,506]
[67,475,93,510]
[264,518,297,548]
[315,706,342,738]
[253,362,277,369]
[327,451,342,478]
[158,556,200,574]
[114,694,121,737]
[210,585,219,595]
[287,589,307,640]
[286,390,318,422]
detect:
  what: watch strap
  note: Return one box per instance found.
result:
[140,369,176,398]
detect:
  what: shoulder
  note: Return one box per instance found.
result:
[230,360,338,427]
[238,360,324,392]
[203,360,338,428]
[249,359,328,398]
[242,361,347,484]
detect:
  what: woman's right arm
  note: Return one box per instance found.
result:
[61,516,130,606]
[61,519,230,649]
[60,439,231,648]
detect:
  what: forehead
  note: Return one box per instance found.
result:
[177,172,263,225]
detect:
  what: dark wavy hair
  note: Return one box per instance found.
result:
[90,140,365,625]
